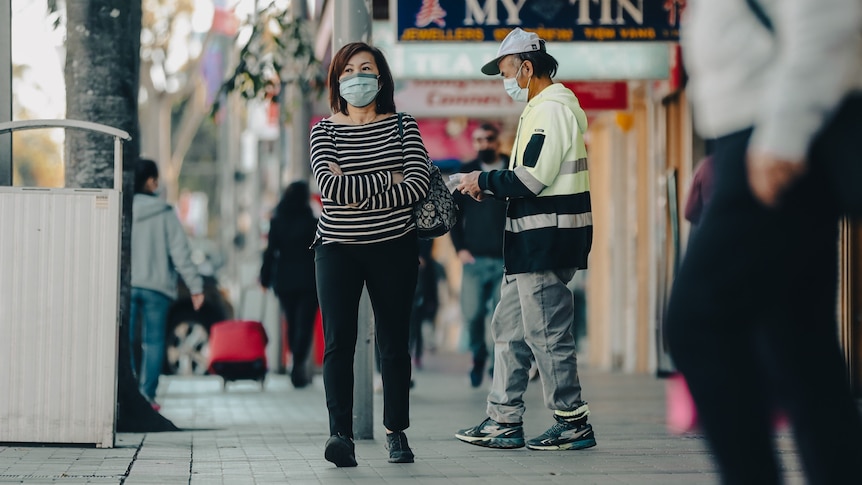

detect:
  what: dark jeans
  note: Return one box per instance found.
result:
[407,259,439,364]
[315,233,418,438]
[666,128,862,484]
[461,257,503,369]
[129,288,172,401]
[276,289,318,370]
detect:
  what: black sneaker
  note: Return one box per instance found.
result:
[385,431,415,463]
[526,414,597,451]
[324,434,357,467]
[455,417,525,448]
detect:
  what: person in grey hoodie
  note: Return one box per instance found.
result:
[666,1,862,483]
[130,159,204,410]
[455,28,594,452]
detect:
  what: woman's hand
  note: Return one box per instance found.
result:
[328,162,343,176]
[392,171,404,184]
[746,151,806,208]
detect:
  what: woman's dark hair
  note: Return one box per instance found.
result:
[135,158,159,194]
[517,41,558,79]
[328,42,396,115]
[275,180,312,220]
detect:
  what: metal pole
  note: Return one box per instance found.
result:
[217,33,238,294]
[1,0,12,186]
[332,0,374,441]
[333,0,372,49]
[288,0,311,184]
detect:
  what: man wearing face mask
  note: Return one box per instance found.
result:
[454,28,594,451]
[451,123,508,388]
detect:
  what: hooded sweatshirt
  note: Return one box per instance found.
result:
[478,83,592,274]
[131,193,203,299]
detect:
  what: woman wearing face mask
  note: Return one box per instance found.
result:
[309,42,431,467]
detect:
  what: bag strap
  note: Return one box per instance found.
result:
[396,112,431,168]
[745,0,774,32]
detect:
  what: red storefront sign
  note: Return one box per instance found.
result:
[393,80,629,117]
[562,81,629,111]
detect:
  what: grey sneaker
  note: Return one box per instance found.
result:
[526,415,597,451]
[455,417,525,449]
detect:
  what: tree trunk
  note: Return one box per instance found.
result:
[65,0,178,432]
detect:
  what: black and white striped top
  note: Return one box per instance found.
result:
[310,113,431,244]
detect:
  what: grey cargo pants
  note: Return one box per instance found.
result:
[486,267,584,424]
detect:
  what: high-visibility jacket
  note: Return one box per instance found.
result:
[478,83,592,274]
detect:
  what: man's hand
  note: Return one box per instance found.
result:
[456,171,484,201]
[457,249,475,265]
[191,293,205,311]
[328,162,343,176]
[746,151,807,208]
[392,171,404,184]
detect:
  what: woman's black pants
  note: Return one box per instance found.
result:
[666,129,862,484]
[315,233,418,438]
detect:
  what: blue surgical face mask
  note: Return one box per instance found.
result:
[339,73,380,108]
[503,63,530,103]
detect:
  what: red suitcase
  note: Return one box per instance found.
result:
[208,320,268,389]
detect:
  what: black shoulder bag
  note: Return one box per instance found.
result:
[396,113,457,238]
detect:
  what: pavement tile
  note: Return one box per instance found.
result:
[0,352,814,483]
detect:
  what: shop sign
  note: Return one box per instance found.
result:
[394,80,629,117]
[563,81,629,110]
[375,21,671,81]
[396,0,684,43]
[394,80,519,117]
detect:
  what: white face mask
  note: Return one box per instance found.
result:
[503,62,530,103]
[339,73,380,108]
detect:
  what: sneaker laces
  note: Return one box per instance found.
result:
[544,420,572,437]
[387,432,407,451]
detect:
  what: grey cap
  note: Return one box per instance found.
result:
[481,28,544,75]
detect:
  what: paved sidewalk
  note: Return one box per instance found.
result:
[0,352,805,484]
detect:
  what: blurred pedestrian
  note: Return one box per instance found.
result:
[310,41,431,467]
[408,238,438,372]
[666,1,862,483]
[683,155,715,230]
[259,180,318,389]
[130,159,204,411]
[451,122,508,388]
[454,28,596,451]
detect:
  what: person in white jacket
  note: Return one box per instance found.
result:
[666,1,862,483]
[454,28,595,452]
[130,159,204,410]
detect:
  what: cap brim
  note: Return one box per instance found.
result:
[481,57,502,75]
